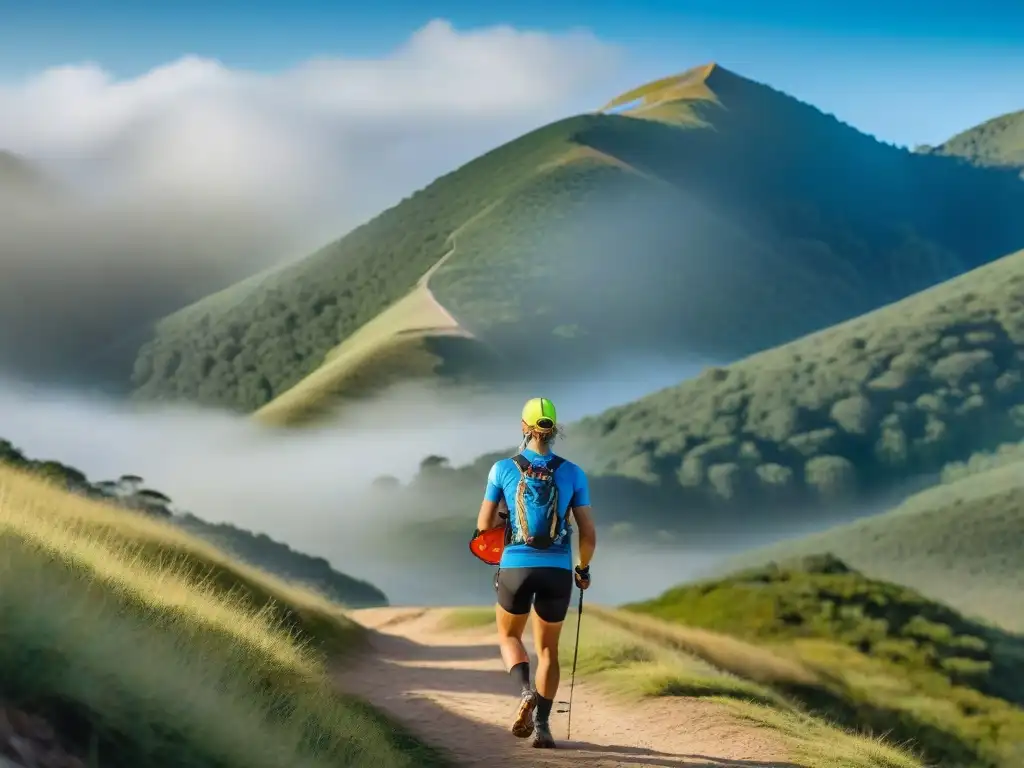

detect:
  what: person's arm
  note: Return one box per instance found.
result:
[475,463,505,533]
[573,506,596,569]
[570,468,596,569]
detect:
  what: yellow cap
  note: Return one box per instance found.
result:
[522,397,558,431]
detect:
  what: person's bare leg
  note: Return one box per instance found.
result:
[496,603,530,670]
[496,604,536,737]
[530,610,564,748]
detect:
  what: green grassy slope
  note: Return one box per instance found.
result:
[0,436,388,609]
[564,247,1024,515]
[722,459,1024,632]
[0,464,445,768]
[127,116,594,410]
[920,110,1024,172]
[625,556,1024,768]
[127,64,1024,413]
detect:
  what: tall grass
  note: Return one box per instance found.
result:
[0,466,447,768]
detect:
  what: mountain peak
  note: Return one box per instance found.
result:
[600,62,724,115]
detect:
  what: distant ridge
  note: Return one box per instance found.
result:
[920,109,1024,173]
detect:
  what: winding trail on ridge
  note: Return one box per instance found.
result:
[334,607,804,768]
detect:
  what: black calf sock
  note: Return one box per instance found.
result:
[509,661,531,694]
[536,694,553,723]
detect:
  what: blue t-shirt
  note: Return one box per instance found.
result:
[485,449,590,570]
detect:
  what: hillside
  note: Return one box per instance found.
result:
[920,109,1024,173]
[0,464,443,768]
[625,555,1024,767]
[561,246,1024,518]
[126,63,1024,416]
[722,458,1024,632]
[0,436,387,608]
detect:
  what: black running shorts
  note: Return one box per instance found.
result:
[495,567,574,623]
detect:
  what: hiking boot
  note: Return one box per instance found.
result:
[511,690,537,738]
[531,718,556,749]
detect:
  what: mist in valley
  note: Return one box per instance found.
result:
[0,343,935,606]
[0,352,725,606]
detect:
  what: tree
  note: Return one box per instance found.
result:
[118,474,144,494]
[135,488,172,505]
[122,488,173,517]
[419,455,450,472]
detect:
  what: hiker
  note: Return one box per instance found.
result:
[473,397,596,749]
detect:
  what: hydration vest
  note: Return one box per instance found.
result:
[506,454,568,550]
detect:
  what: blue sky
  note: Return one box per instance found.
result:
[1,0,1022,146]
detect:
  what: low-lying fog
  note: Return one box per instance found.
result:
[0,355,760,606]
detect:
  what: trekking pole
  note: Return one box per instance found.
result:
[560,588,584,741]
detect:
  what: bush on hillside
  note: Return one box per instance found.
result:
[626,556,1024,768]
[631,554,1024,701]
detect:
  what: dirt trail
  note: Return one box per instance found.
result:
[334,608,803,768]
[412,199,502,335]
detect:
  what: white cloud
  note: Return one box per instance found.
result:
[0,20,619,382]
[0,20,618,211]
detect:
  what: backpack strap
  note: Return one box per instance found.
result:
[546,456,570,516]
[511,454,566,473]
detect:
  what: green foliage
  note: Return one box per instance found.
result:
[569,248,1024,514]
[127,65,1024,412]
[626,556,1024,767]
[630,554,1013,690]
[924,109,1024,172]
[174,515,388,608]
